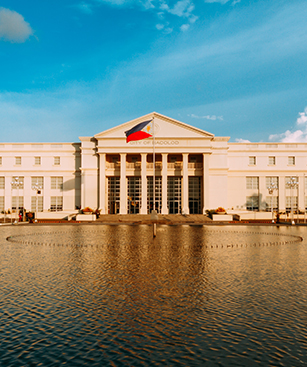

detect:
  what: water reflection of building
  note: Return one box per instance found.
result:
[0,112,306,215]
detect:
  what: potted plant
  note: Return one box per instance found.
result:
[216,207,226,214]
[82,207,93,215]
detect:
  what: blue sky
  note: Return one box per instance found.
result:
[0,0,307,142]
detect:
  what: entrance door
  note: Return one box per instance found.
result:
[127,177,141,214]
[108,177,120,214]
[167,176,182,214]
[189,176,202,214]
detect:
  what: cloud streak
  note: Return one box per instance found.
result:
[0,7,33,43]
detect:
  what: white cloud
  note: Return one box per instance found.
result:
[75,2,94,14]
[180,24,189,31]
[0,7,33,43]
[235,138,251,143]
[297,107,307,125]
[190,113,223,121]
[269,107,307,142]
[156,24,164,30]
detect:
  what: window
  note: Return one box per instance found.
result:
[0,177,4,189]
[112,156,119,163]
[286,196,298,212]
[266,196,278,212]
[15,157,21,165]
[246,177,259,190]
[131,156,138,163]
[31,177,44,189]
[31,196,43,212]
[34,157,41,165]
[268,156,276,165]
[249,156,256,165]
[246,196,259,211]
[285,176,298,189]
[54,156,60,165]
[50,196,63,211]
[12,176,24,189]
[12,196,24,211]
[190,156,197,163]
[288,156,295,165]
[0,196,4,212]
[171,156,177,163]
[266,177,278,189]
[51,177,63,190]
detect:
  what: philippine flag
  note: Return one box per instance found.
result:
[125,120,153,143]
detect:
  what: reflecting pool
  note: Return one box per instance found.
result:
[1,224,307,366]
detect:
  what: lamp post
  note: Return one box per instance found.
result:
[31,182,42,223]
[11,177,21,224]
[268,182,278,223]
[286,177,298,225]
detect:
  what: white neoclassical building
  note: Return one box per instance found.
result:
[0,112,306,218]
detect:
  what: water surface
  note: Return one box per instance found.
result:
[0,224,306,366]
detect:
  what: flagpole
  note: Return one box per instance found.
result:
[153,116,155,213]
[151,116,158,236]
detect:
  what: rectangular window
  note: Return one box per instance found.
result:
[286,196,298,212]
[34,157,41,165]
[12,176,24,189]
[15,157,21,165]
[285,176,298,189]
[266,196,278,212]
[266,177,279,189]
[0,177,4,189]
[268,156,276,165]
[51,177,63,190]
[50,196,63,211]
[0,196,4,212]
[31,177,44,189]
[246,196,259,211]
[288,156,295,165]
[31,196,43,212]
[12,196,24,211]
[246,177,259,190]
[54,156,60,165]
[249,156,256,165]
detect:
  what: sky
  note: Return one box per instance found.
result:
[0,0,307,143]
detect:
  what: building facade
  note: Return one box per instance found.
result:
[0,112,306,216]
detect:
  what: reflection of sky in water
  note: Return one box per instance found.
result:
[1,225,306,366]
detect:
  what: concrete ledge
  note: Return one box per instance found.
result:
[212,214,233,221]
[76,214,96,221]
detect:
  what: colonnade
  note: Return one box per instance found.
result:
[98,152,210,215]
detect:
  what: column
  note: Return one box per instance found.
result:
[182,153,189,214]
[44,175,51,212]
[120,153,127,214]
[259,176,266,211]
[99,153,106,214]
[202,153,210,214]
[279,175,285,211]
[140,153,147,214]
[298,175,305,212]
[162,153,168,214]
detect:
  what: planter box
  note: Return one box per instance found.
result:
[212,214,233,221]
[76,214,96,221]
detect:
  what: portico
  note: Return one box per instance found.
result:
[80,112,218,215]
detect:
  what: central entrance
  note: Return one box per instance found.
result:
[147,176,162,213]
[127,176,141,214]
[168,176,182,214]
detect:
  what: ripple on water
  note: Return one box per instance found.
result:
[0,224,306,366]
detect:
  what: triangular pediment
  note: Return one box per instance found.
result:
[94,112,214,139]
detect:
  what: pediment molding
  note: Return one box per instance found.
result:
[94,112,215,140]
